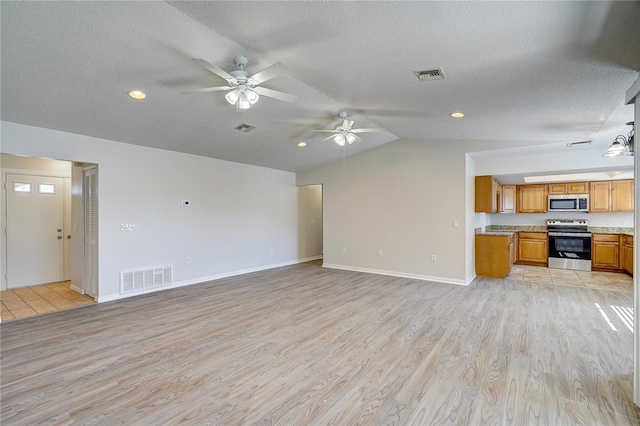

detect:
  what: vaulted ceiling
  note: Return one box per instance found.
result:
[2,1,639,172]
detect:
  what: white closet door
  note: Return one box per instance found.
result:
[84,167,98,298]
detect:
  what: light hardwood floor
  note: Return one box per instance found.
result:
[0,281,95,321]
[1,262,638,424]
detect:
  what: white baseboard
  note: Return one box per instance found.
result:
[97,256,324,303]
[70,284,84,294]
[466,274,477,285]
[321,263,469,286]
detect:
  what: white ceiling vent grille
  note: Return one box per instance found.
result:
[414,68,446,81]
[566,140,593,147]
[120,265,173,294]
[234,123,256,133]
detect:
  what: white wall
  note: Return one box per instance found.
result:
[297,138,468,285]
[1,121,302,302]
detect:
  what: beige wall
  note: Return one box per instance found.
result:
[297,138,468,284]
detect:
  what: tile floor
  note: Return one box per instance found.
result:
[506,265,634,292]
[0,281,95,322]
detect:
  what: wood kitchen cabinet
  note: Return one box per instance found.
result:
[611,180,634,212]
[590,181,611,213]
[517,232,548,265]
[590,180,634,213]
[592,234,620,270]
[620,235,633,275]
[475,176,502,213]
[517,185,547,213]
[548,181,589,195]
[501,185,516,214]
[476,233,516,278]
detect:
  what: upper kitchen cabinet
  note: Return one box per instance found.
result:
[548,182,589,195]
[517,184,547,213]
[590,181,611,212]
[475,176,502,213]
[611,180,634,212]
[501,185,517,214]
[590,179,634,213]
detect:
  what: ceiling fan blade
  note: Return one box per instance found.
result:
[191,58,235,82]
[342,119,355,130]
[249,62,289,85]
[254,86,297,103]
[351,128,386,133]
[180,86,233,94]
[352,133,364,143]
[309,129,338,133]
[321,134,337,142]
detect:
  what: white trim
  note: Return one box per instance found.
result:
[321,263,469,286]
[466,273,477,285]
[97,256,323,303]
[1,168,71,178]
[625,75,640,104]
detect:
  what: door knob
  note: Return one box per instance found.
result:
[57,229,62,232]
[67,235,71,239]
[57,236,63,239]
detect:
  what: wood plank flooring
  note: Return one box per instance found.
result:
[0,281,95,321]
[1,262,638,425]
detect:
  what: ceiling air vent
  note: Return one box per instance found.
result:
[234,123,255,133]
[414,68,446,81]
[566,140,593,147]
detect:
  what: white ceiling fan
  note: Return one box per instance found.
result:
[181,55,297,110]
[310,111,386,146]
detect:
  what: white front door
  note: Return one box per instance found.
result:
[6,174,65,288]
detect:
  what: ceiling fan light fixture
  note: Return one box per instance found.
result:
[334,134,346,146]
[246,90,259,104]
[238,93,251,110]
[346,133,356,144]
[225,90,239,105]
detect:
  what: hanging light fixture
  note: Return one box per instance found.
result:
[603,122,634,157]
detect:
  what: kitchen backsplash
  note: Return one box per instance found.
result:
[487,211,634,228]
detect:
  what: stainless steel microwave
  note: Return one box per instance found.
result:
[548,194,589,212]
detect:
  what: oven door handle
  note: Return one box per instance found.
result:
[548,232,592,237]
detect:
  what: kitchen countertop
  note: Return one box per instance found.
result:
[476,225,634,237]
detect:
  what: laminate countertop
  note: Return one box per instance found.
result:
[477,226,634,237]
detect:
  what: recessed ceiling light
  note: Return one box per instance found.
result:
[128,90,146,100]
[297,142,307,147]
[450,112,465,118]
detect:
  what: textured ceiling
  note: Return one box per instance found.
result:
[1,1,639,172]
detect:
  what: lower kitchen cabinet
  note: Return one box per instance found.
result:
[592,234,620,270]
[475,234,516,278]
[620,235,633,275]
[517,232,548,265]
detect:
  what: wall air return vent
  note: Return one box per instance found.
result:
[120,265,173,294]
[414,68,446,81]
[566,140,593,147]
[234,123,256,133]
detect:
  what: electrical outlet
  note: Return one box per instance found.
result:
[431,254,437,261]
[343,247,347,254]
[378,250,383,256]
[453,220,459,228]
[185,256,191,264]
[623,219,631,226]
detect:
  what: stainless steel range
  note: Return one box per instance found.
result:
[547,219,592,271]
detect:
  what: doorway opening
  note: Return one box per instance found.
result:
[1,154,98,321]
[297,184,323,265]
